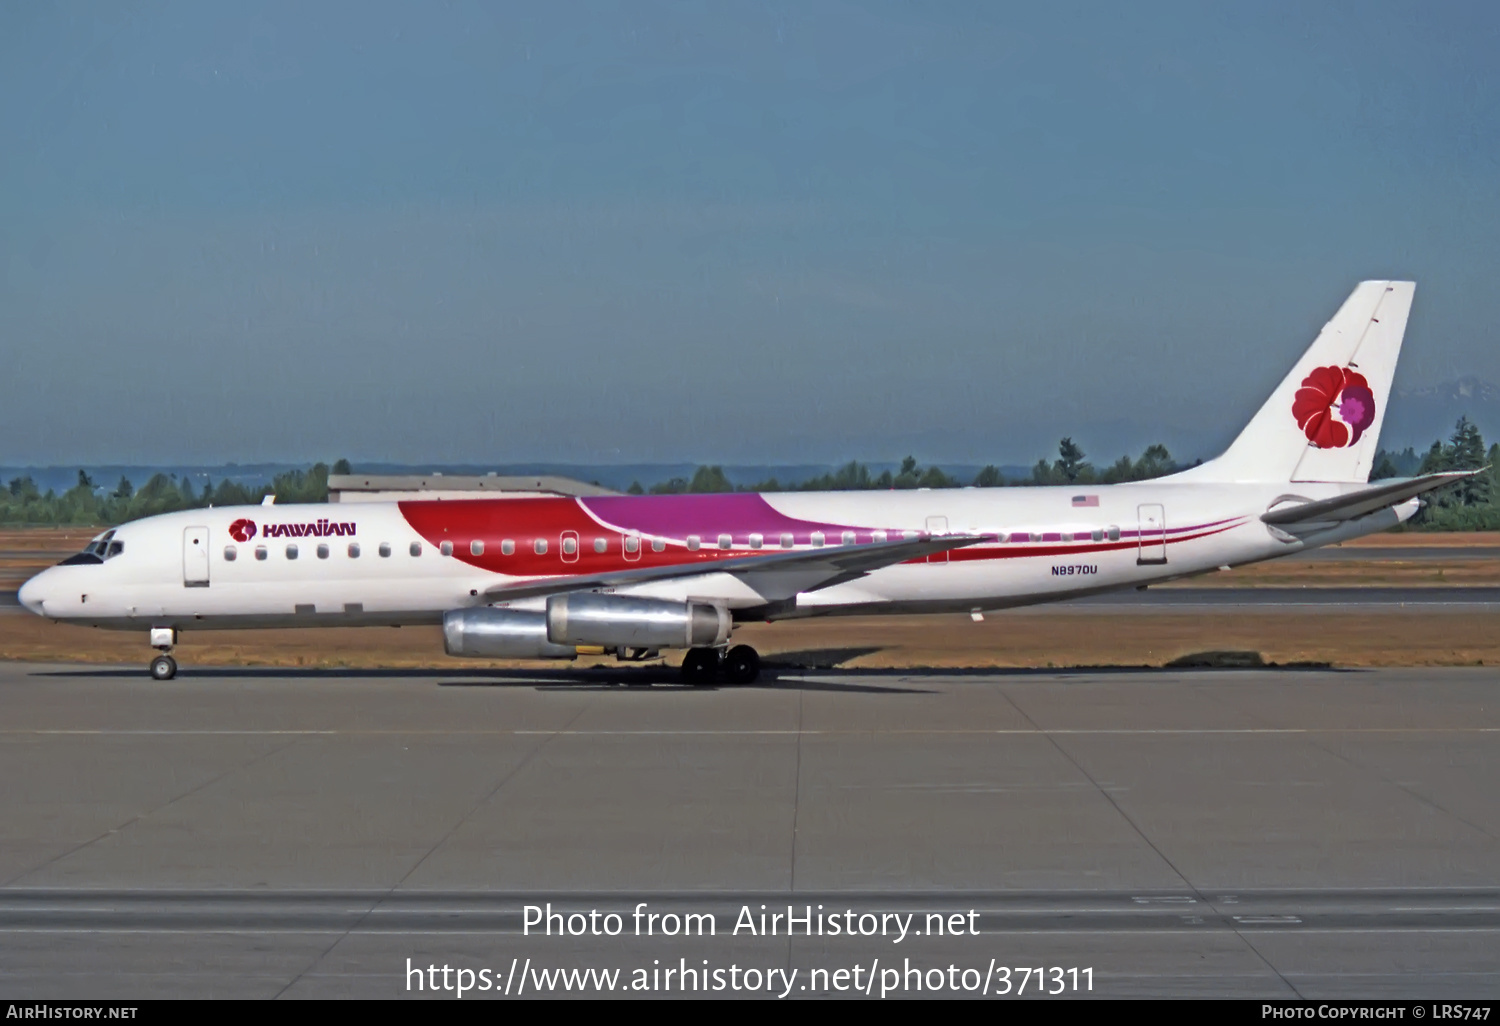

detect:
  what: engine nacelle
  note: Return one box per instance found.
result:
[546,593,731,649]
[443,608,577,659]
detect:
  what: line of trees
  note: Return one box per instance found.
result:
[0,461,349,527]
[627,442,1185,495]
[1374,416,1499,529]
[2,421,1494,528]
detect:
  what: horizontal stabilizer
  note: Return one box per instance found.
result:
[1260,470,1481,526]
[483,532,989,602]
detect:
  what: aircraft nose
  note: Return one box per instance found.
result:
[17,574,46,616]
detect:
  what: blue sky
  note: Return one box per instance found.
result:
[1,1,1497,466]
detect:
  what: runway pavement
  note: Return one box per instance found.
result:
[0,661,1496,998]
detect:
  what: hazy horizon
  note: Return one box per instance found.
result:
[3,3,1497,466]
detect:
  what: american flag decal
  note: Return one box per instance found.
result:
[1072,495,1099,507]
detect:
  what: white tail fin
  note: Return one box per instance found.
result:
[1176,280,1414,483]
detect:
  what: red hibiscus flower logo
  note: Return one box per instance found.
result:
[1292,366,1377,449]
[228,519,257,542]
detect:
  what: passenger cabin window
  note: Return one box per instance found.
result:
[780,533,794,548]
[255,545,268,561]
[717,534,732,550]
[501,540,515,555]
[471,540,485,556]
[562,537,577,556]
[410,541,422,557]
[534,539,548,555]
[224,545,237,561]
[1107,526,1120,541]
[1091,529,1104,542]
[624,536,640,554]
[378,542,391,558]
[749,533,763,549]
[651,538,665,552]
[286,544,299,559]
[593,538,607,553]
[317,543,330,559]
[841,531,857,545]
[811,532,825,547]
[871,531,887,543]
[349,543,361,558]
[687,535,701,551]
[440,541,453,556]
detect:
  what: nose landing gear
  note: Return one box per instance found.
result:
[148,627,178,681]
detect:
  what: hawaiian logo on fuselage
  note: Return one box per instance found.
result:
[260,518,357,539]
[228,518,257,542]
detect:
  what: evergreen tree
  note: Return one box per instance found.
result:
[1056,438,1082,481]
[1449,417,1490,506]
[687,466,733,493]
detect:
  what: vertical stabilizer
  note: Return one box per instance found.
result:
[1175,281,1414,483]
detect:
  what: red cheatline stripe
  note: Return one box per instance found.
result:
[937,520,1245,564]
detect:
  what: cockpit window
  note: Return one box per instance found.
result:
[59,531,124,566]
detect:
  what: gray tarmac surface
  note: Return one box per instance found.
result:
[1290,547,1499,561]
[0,661,1497,999]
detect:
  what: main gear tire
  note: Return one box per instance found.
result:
[150,654,178,681]
[722,645,761,685]
[679,648,720,686]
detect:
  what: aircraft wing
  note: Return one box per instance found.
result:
[1260,470,1482,526]
[481,533,990,602]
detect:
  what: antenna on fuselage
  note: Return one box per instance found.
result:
[262,494,276,506]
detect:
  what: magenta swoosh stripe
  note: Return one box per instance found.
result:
[581,494,1247,546]
[581,493,879,544]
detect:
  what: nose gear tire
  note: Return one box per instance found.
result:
[149,655,178,681]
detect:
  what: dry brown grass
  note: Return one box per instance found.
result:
[1166,557,1500,588]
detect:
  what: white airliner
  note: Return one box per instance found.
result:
[18,281,1469,683]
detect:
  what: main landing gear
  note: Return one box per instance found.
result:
[148,627,178,680]
[680,645,761,686]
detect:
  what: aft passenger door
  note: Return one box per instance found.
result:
[1136,504,1167,565]
[183,527,210,587]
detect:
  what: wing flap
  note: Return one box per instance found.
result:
[481,533,989,602]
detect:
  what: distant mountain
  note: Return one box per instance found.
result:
[1385,376,1500,449]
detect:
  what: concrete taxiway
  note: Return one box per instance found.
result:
[0,661,1496,998]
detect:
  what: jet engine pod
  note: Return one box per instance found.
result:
[443,607,577,659]
[547,592,731,649]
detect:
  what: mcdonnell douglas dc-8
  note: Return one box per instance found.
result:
[18,281,1473,683]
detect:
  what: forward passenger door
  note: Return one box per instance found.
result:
[183,527,210,587]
